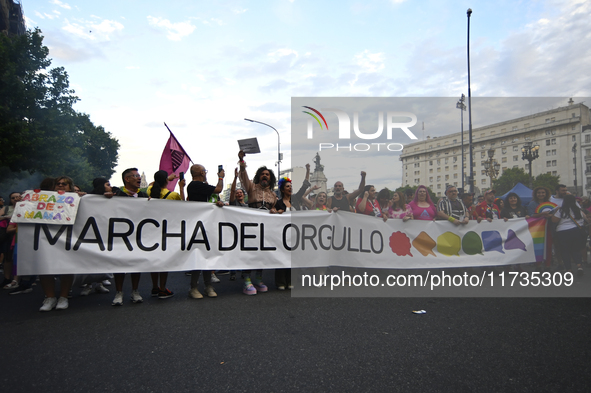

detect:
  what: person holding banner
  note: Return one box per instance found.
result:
[408,186,437,220]
[147,170,186,299]
[551,194,589,275]
[238,150,275,295]
[187,164,224,299]
[38,176,76,311]
[356,186,381,216]
[111,168,148,306]
[384,191,412,221]
[327,172,366,212]
[437,185,469,225]
[473,189,500,222]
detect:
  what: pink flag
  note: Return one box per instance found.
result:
[159,124,192,191]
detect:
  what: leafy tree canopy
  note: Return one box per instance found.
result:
[0,28,119,192]
[492,167,560,195]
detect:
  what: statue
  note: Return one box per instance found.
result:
[314,152,324,172]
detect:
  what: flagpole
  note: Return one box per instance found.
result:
[164,122,194,164]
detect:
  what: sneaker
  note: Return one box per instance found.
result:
[3,280,18,290]
[40,297,57,312]
[80,286,93,296]
[230,273,236,281]
[112,291,124,306]
[9,285,33,295]
[95,283,109,294]
[216,270,230,275]
[55,297,69,310]
[288,284,294,290]
[252,278,268,293]
[205,285,217,298]
[80,283,88,288]
[158,288,175,299]
[102,280,111,286]
[185,271,192,276]
[277,285,286,291]
[189,287,203,299]
[243,283,257,296]
[151,287,159,297]
[211,273,220,283]
[131,290,143,303]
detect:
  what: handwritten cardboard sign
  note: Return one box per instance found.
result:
[12,190,80,225]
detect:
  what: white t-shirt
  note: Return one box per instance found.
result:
[554,208,585,232]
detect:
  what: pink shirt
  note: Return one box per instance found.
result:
[408,201,437,220]
[388,205,412,219]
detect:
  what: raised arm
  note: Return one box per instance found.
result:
[347,171,366,202]
[230,168,238,203]
[238,151,253,195]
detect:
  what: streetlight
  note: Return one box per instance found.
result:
[466,8,474,194]
[521,141,540,189]
[483,148,500,188]
[573,142,578,194]
[456,94,466,193]
[244,118,282,177]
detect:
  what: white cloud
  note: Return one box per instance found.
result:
[232,8,247,14]
[62,18,124,41]
[390,0,407,4]
[50,0,72,10]
[355,50,385,73]
[268,48,298,62]
[24,16,37,26]
[34,11,45,19]
[126,66,140,70]
[147,16,196,41]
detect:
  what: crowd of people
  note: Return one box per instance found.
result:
[1,150,589,311]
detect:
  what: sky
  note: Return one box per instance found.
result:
[23,0,591,191]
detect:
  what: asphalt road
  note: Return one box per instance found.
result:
[1,270,591,392]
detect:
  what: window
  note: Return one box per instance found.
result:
[453,165,458,170]
[525,164,530,170]
[453,139,457,144]
[437,167,441,172]
[512,137,519,142]
[513,146,519,152]
[481,152,486,158]
[586,135,591,143]
[414,163,420,168]
[512,126,518,131]
[445,166,449,171]
[445,158,449,164]
[545,118,550,123]
[572,135,577,142]
[481,170,486,175]
[546,138,556,145]
[481,179,487,184]
[437,159,441,165]
[453,157,457,163]
[502,157,507,163]
[429,177,433,182]
[437,176,441,181]
[552,160,557,166]
[445,175,449,180]
[513,155,519,161]
[501,140,506,145]
[429,169,433,173]
[429,161,433,166]
[524,123,530,128]
[552,171,557,176]
[453,173,458,179]
[502,147,507,154]
[437,184,442,189]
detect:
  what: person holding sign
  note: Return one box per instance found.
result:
[39,176,76,311]
[111,168,148,306]
[238,150,276,295]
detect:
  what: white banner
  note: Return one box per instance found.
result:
[17,195,541,275]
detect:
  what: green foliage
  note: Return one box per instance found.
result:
[492,168,530,195]
[492,167,561,196]
[0,28,119,192]
[533,173,560,193]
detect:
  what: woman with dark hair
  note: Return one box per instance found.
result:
[408,185,437,220]
[38,176,76,311]
[146,170,185,298]
[494,198,505,212]
[500,192,528,220]
[551,194,589,274]
[385,191,412,221]
[526,186,552,218]
[356,185,381,216]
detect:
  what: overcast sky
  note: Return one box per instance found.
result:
[24,0,591,190]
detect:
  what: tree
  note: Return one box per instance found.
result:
[491,168,529,195]
[0,28,119,192]
[396,185,438,204]
[533,173,560,193]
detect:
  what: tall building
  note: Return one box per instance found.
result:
[400,101,591,197]
[0,0,26,36]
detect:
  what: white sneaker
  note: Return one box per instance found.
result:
[131,290,143,303]
[102,280,111,286]
[95,283,109,294]
[3,280,18,290]
[39,297,57,312]
[189,288,203,299]
[211,273,220,283]
[205,285,217,298]
[80,286,93,296]
[112,291,123,306]
[55,297,69,310]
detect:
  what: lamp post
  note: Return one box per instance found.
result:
[483,148,500,188]
[521,141,540,189]
[466,8,474,194]
[573,142,578,194]
[456,94,467,193]
[244,118,282,177]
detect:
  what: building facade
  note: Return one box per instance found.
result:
[400,101,591,197]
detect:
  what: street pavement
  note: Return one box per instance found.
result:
[1,270,591,392]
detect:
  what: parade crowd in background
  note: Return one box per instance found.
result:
[1,150,590,311]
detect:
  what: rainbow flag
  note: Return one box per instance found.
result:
[526,217,547,263]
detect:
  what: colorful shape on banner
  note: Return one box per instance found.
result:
[462,231,483,255]
[481,231,504,254]
[505,229,526,251]
[535,201,557,214]
[412,231,436,257]
[526,217,547,263]
[389,231,413,257]
[437,232,461,256]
